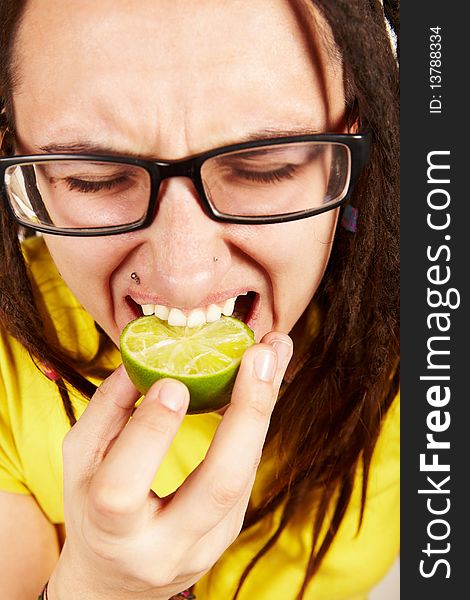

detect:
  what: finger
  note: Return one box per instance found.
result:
[88,378,189,534]
[62,365,141,479]
[259,331,294,391]
[165,335,292,537]
[202,333,294,542]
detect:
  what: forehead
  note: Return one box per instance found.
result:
[13,0,346,157]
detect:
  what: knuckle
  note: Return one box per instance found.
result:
[90,485,134,518]
[92,378,129,411]
[93,380,110,404]
[131,412,172,436]
[246,396,272,421]
[209,476,245,510]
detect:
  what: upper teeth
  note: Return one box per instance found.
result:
[139,296,238,327]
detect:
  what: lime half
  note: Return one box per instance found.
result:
[120,315,255,413]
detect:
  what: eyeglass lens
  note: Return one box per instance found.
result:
[201,142,350,217]
[3,141,351,230]
[4,161,151,229]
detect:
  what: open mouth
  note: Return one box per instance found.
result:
[233,291,257,323]
[125,291,258,327]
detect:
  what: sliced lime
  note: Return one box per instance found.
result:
[120,315,255,413]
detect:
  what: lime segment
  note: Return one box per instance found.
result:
[120,315,255,413]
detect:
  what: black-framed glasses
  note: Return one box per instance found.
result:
[0,133,370,236]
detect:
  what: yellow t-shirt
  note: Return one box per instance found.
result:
[0,236,399,599]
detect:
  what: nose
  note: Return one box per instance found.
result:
[137,177,230,307]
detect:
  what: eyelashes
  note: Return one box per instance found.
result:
[64,175,131,193]
[228,163,298,184]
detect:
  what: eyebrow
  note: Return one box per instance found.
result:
[38,141,135,156]
[37,127,323,158]
[242,126,322,142]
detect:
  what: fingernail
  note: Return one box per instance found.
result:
[159,380,186,412]
[254,349,277,382]
[271,339,293,370]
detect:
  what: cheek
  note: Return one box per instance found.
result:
[284,219,336,292]
[256,211,338,327]
[260,211,338,282]
[302,215,338,284]
[42,235,133,315]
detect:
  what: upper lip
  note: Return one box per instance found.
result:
[128,288,254,311]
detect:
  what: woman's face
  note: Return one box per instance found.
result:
[12,0,348,345]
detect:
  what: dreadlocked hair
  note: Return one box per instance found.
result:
[0,0,399,597]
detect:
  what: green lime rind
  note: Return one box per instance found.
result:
[123,358,240,413]
[120,315,255,414]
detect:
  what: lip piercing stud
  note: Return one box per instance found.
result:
[213,256,218,262]
[130,272,140,284]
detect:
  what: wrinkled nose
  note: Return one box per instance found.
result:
[137,177,230,307]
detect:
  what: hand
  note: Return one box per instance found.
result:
[48,332,293,600]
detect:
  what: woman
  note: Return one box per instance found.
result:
[0,0,400,598]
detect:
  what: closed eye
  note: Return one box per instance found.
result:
[64,175,131,193]
[230,163,298,184]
